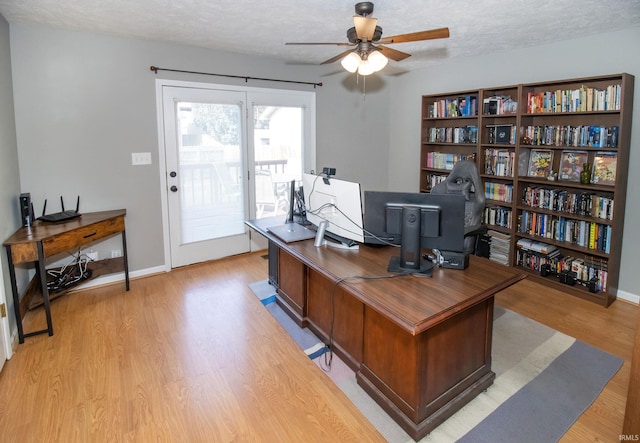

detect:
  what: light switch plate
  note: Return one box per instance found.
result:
[131,152,152,165]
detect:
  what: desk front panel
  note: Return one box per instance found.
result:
[307,268,364,370]
[361,298,494,423]
[358,297,495,439]
[277,247,307,323]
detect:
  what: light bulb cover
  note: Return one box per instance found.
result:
[357,60,374,76]
[368,50,388,72]
[341,52,361,73]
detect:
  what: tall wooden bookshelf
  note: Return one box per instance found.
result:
[420,73,634,307]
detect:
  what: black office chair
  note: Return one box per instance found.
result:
[430,160,486,255]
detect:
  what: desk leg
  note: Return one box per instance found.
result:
[121,229,130,291]
[36,241,54,337]
[5,246,24,343]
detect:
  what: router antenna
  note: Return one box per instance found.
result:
[60,195,65,212]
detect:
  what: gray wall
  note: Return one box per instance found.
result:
[387,26,640,299]
[0,14,22,334]
[9,24,391,272]
[5,21,640,302]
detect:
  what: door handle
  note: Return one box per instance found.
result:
[170,185,178,192]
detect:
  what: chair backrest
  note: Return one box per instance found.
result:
[255,169,276,205]
[430,160,485,253]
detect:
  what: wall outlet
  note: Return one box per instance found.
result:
[111,249,122,258]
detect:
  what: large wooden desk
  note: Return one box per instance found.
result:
[4,210,129,343]
[247,217,524,440]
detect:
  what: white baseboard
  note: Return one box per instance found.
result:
[617,288,639,305]
[70,265,167,292]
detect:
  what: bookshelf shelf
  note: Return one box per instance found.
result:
[420,73,634,306]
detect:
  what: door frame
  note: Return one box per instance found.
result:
[0,261,12,367]
[155,79,316,270]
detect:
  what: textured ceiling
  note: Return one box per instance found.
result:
[1,0,640,71]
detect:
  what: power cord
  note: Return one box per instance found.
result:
[306,173,399,247]
[317,272,408,372]
[46,248,94,293]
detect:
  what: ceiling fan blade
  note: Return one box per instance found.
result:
[378,46,412,62]
[353,16,377,40]
[285,42,353,46]
[379,27,450,44]
[320,49,355,65]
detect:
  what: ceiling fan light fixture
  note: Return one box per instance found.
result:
[286,3,451,75]
[368,50,388,71]
[357,59,375,76]
[341,52,362,73]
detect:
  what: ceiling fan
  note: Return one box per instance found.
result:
[285,2,449,75]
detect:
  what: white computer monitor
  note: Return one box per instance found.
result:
[302,172,364,245]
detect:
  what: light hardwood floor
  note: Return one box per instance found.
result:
[0,251,636,442]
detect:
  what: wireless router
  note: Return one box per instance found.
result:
[39,196,81,222]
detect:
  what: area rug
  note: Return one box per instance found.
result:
[249,280,623,443]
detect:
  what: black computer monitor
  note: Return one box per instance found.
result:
[363,191,466,275]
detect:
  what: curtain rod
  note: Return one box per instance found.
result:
[150,66,322,88]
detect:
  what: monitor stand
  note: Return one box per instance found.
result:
[387,255,435,276]
[387,206,434,276]
[313,221,359,250]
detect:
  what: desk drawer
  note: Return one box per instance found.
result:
[43,216,125,257]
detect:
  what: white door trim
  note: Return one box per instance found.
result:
[0,260,13,368]
[155,79,316,268]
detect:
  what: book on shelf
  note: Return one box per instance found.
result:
[484,149,515,177]
[527,149,554,177]
[427,126,478,144]
[521,125,619,148]
[486,125,515,144]
[591,151,617,186]
[526,84,622,113]
[425,173,448,189]
[521,185,613,219]
[559,150,588,182]
[428,95,478,118]
[487,230,511,265]
[519,210,611,253]
[591,195,614,220]
[516,238,558,255]
[484,182,513,203]
[484,206,512,228]
[483,96,517,115]
[496,125,512,144]
[425,152,476,170]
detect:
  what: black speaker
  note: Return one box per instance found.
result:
[440,251,469,270]
[560,270,577,285]
[540,263,552,277]
[19,193,33,227]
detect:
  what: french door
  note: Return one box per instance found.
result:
[159,81,315,268]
